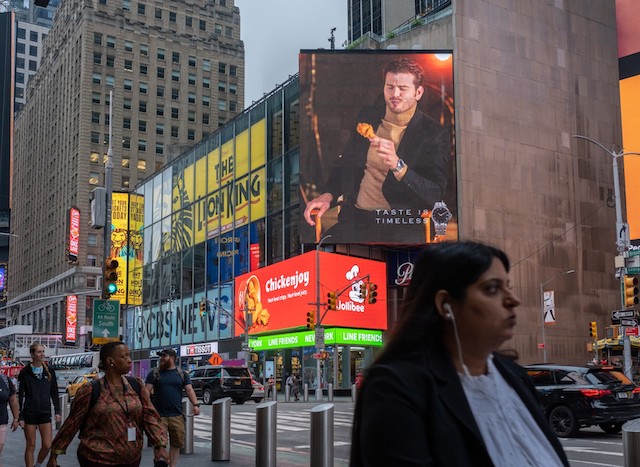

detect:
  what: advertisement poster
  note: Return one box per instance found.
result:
[299,50,456,244]
[234,251,387,335]
[68,207,80,263]
[66,295,77,343]
[111,192,143,305]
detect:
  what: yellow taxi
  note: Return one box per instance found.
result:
[66,373,99,398]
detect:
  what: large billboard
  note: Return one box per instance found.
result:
[233,251,387,335]
[111,192,143,305]
[299,50,456,245]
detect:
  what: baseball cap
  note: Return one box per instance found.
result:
[158,348,177,358]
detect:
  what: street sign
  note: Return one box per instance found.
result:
[612,309,637,320]
[621,319,639,327]
[627,267,640,275]
[92,299,120,344]
[315,327,325,350]
[208,353,223,366]
[626,327,639,336]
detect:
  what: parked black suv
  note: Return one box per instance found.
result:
[525,364,640,437]
[189,365,253,405]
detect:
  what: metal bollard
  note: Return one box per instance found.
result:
[58,393,69,428]
[328,383,333,402]
[623,418,640,466]
[181,399,194,454]
[285,384,290,402]
[256,400,277,467]
[304,383,309,402]
[310,403,334,467]
[212,397,231,461]
[351,384,357,402]
[315,384,322,401]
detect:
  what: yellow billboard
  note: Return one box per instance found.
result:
[110,192,143,305]
[621,75,640,241]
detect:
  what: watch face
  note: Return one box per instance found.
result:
[432,208,451,223]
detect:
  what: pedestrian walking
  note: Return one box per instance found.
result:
[267,375,275,399]
[351,241,569,466]
[292,374,300,401]
[18,343,61,467]
[0,371,19,456]
[47,341,169,467]
[145,348,200,467]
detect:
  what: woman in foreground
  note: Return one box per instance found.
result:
[350,241,569,466]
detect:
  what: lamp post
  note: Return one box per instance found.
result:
[539,269,575,363]
[573,135,640,378]
[315,234,331,400]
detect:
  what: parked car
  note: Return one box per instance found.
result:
[251,378,265,403]
[66,373,99,398]
[189,365,253,405]
[525,364,640,437]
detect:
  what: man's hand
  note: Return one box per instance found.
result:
[193,405,200,416]
[11,419,19,432]
[303,193,333,225]
[55,414,62,423]
[371,137,400,171]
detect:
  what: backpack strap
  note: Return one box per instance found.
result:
[126,376,143,398]
[79,378,102,436]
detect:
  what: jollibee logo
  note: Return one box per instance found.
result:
[346,265,365,304]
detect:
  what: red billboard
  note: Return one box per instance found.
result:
[299,50,456,245]
[67,207,80,263]
[234,251,387,335]
[66,295,77,343]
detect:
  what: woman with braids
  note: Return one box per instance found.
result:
[18,343,61,467]
[350,242,569,466]
[47,341,168,467]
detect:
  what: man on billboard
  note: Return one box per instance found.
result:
[302,57,451,243]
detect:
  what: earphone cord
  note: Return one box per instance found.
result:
[450,314,471,377]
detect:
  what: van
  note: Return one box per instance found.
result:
[189,365,253,404]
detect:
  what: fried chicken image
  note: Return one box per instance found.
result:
[356,122,376,140]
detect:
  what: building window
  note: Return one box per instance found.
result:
[188,129,195,140]
[105,114,110,127]
[171,70,180,81]
[225,26,233,37]
[139,120,147,132]
[188,74,196,85]
[140,64,148,75]
[157,67,165,79]
[17,28,25,39]
[122,157,130,168]
[188,111,195,122]
[106,36,116,48]
[188,56,196,67]
[92,92,101,104]
[203,77,210,89]
[16,72,24,83]
[203,96,210,107]
[124,98,132,109]
[185,16,192,27]
[16,58,24,68]
[105,75,115,87]
[154,7,162,19]
[122,0,130,10]
[229,83,237,95]
[124,79,133,90]
[92,73,102,84]
[139,82,148,94]
[229,101,237,112]
[122,177,130,189]
[124,59,133,71]
[219,62,226,74]
[89,152,99,164]
[29,60,37,71]
[94,33,102,45]
[202,114,209,124]
[139,101,147,112]
[199,19,206,31]
[105,93,111,105]
[156,105,164,116]
[123,137,131,148]
[89,172,100,185]
[215,24,222,35]
[99,0,107,5]
[123,117,131,129]
[138,159,147,170]
[218,81,226,92]
[171,126,178,137]
[93,52,102,65]
[156,143,164,155]
[157,48,165,60]
[140,44,149,56]
[30,30,38,41]
[125,40,133,52]
[17,43,25,54]
[188,92,196,104]
[203,60,211,72]
[156,123,164,135]
[169,11,177,22]
[91,112,100,124]
[137,3,145,14]
[230,65,237,77]
[88,234,98,246]
[91,131,100,143]
[157,86,165,97]
[171,107,179,119]
[172,51,180,64]
[138,140,147,151]
[218,99,226,111]
[106,55,115,67]
[172,88,179,100]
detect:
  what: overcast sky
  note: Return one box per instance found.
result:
[234,0,348,106]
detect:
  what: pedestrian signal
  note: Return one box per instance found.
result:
[306,310,316,330]
[624,275,639,306]
[104,257,118,298]
[367,283,378,304]
[589,321,597,339]
[327,292,337,310]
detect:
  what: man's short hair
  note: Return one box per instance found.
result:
[382,58,424,87]
[159,348,177,358]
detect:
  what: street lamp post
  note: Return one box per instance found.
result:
[573,135,640,378]
[315,234,331,401]
[539,269,575,363]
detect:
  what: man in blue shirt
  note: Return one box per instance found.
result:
[145,348,200,467]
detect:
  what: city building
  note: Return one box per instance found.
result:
[7,0,245,349]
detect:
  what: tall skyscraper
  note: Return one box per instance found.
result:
[8,0,244,340]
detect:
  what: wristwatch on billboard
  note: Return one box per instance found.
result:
[431,201,452,238]
[391,158,406,173]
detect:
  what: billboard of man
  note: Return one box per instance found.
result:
[300,51,456,244]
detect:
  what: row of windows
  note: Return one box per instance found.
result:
[90,92,236,115]
[16,28,45,42]
[16,57,38,71]
[92,113,214,132]
[15,42,39,57]
[90,131,198,148]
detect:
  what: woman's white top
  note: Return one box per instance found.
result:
[459,356,564,467]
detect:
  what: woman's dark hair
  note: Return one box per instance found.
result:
[99,341,125,370]
[375,241,510,365]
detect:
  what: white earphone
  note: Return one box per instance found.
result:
[443,303,454,320]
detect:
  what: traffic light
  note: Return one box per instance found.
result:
[327,292,337,310]
[103,257,119,298]
[359,282,367,300]
[589,321,597,339]
[306,310,315,330]
[367,283,378,304]
[624,275,639,306]
[199,299,207,317]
